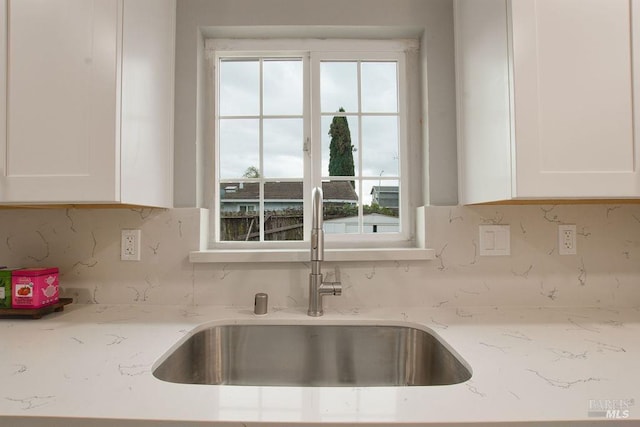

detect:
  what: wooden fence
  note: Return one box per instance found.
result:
[220,204,398,241]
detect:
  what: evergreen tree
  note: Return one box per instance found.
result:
[328,108,355,183]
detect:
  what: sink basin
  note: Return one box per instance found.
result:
[153,323,471,387]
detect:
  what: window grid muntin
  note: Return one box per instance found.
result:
[218,56,306,242]
[212,43,410,247]
[319,59,401,235]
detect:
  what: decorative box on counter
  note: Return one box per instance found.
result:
[12,267,59,309]
[0,268,21,308]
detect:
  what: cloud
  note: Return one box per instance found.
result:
[219,119,259,179]
[263,60,303,115]
[361,116,399,177]
[219,57,400,181]
[361,62,398,113]
[321,62,358,112]
[263,118,304,178]
[219,60,260,116]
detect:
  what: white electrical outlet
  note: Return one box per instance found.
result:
[121,229,141,261]
[558,224,577,255]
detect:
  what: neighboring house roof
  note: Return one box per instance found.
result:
[221,181,358,202]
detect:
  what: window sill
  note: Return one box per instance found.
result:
[189,248,435,263]
[190,207,433,263]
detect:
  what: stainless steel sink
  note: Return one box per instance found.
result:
[153,324,471,387]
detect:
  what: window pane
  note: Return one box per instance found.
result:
[363,180,400,234]
[323,180,360,234]
[264,181,303,241]
[321,115,359,178]
[361,116,399,177]
[263,60,303,116]
[215,48,407,244]
[219,182,260,241]
[263,119,303,179]
[361,62,398,113]
[320,62,358,113]
[219,119,259,179]
[219,60,260,116]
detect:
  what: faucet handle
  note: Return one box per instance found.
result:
[332,283,342,296]
[323,281,342,296]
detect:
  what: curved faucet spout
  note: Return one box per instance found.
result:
[312,186,323,231]
[311,187,324,264]
[308,186,341,316]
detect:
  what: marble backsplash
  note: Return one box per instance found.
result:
[0,204,638,309]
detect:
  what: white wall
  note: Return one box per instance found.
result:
[173,0,458,207]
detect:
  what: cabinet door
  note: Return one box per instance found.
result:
[0,0,6,183]
[120,0,175,207]
[1,0,119,203]
[511,0,639,198]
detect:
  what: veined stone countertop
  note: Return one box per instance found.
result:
[0,303,638,426]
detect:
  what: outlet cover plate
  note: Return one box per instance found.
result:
[558,224,577,255]
[121,229,141,261]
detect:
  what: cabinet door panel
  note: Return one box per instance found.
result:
[0,0,5,180]
[120,0,175,207]
[3,0,119,203]
[455,0,513,204]
[512,0,638,197]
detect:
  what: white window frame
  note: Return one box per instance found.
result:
[311,50,407,247]
[205,38,418,252]
[214,50,310,247]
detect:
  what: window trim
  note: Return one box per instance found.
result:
[189,207,435,262]
[205,38,421,252]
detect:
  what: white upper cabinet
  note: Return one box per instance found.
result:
[0,0,175,206]
[455,0,639,204]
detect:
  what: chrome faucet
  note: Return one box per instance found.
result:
[308,186,342,316]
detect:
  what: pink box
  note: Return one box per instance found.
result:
[12,268,59,308]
